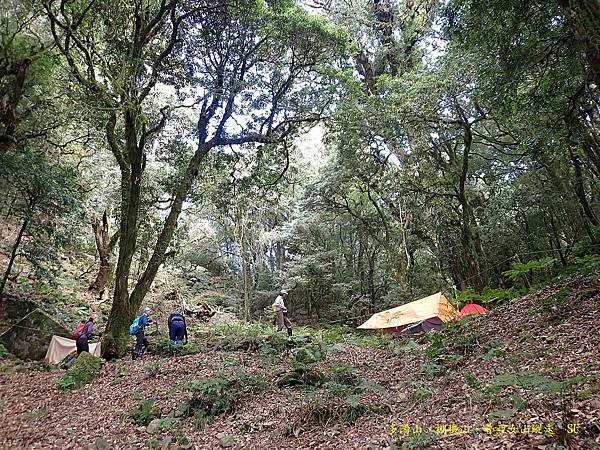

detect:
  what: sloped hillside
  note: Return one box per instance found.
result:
[1,274,599,450]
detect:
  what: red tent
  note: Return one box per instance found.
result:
[460,303,488,317]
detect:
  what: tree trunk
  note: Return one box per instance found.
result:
[276,241,284,271]
[242,253,251,322]
[0,213,30,300]
[558,0,600,86]
[89,212,118,296]
[457,113,484,291]
[102,109,145,358]
[569,147,599,227]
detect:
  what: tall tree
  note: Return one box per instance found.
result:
[44,0,349,356]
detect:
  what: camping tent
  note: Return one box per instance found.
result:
[460,303,488,317]
[401,317,445,335]
[45,335,101,364]
[357,292,459,333]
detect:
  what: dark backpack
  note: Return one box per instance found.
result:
[71,322,86,340]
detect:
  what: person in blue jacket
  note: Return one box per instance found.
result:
[168,312,188,346]
[132,307,152,360]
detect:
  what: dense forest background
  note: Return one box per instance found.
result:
[2,0,600,355]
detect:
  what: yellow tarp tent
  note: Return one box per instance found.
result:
[357,292,458,332]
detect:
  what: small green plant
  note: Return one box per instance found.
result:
[174,426,192,448]
[482,340,507,360]
[577,382,600,400]
[391,433,437,450]
[425,321,477,365]
[22,408,48,421]
[503,257,555,283]
[56,352,101,390]
[464,373,480,389]
[489,372,587,396]
[125,399,161,426]
[293,342,328,365]
[112,365,128,384]
[328,362,358,385]
[277,365,326,388]
[410,384,433,404]
[180,371,267,430]
[0,343,11,358]
[389,339,420,355]
[288,394,389,433]
[420,361,444,378]
[143,361,161,378]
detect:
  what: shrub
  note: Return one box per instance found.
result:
[424,321,477,365]
[112,365,128,385]
[125,399,161,426]
[277,365,326,388]
[180,370,267,430]
[56,352,101,390]
[293,342,329,365]
[143,362,161,378]
[328,362,358,385]
[491,372,587,395]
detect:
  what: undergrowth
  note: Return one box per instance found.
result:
[125,399,162,426]
[176,370,267,430]
[56,352,101,390]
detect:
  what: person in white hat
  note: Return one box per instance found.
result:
[272,289,292,337]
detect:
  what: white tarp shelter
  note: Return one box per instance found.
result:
[45,335,101,364]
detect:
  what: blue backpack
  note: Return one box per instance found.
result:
[129,316,141,335]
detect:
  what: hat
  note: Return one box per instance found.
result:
[280,289,288,295]
[143,307,151,314]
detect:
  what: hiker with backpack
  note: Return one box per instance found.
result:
[73,313,99,355]
[131,307,153,360]
[272,289,293,337]
[168,312,188,346]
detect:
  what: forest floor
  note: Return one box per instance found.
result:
[1,274,600,449]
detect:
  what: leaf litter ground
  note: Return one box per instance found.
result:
[1,274,599,449]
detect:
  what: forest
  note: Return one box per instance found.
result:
[1,0,600,449]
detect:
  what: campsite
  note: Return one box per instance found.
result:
[2,0,600,449]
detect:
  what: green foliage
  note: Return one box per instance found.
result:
[22,408,49,421]
[391,433,437,450]
[464,373,480,389]
[179,370,268,430]
[112,365,128,384]
[319,325,390,348]
[455,287,526,307]
[490,372,587,396]
[389,339,420,356]
[56,352,101,390]
[277,365,326,388]
[503,257,555,282]
[0,344,10,358]
[481,340,507,361]
[425,321,477,365]
[328,362,358,385]
[410,384,433,404]
[125,399,162,426]
[577,382,600,400]
[419,361,444,378]
[143,362,161,378]
[293,342,328,365]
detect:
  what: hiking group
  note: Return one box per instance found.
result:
[71,288,293,360]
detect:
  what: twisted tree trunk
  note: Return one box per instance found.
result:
[89,211,119,296]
